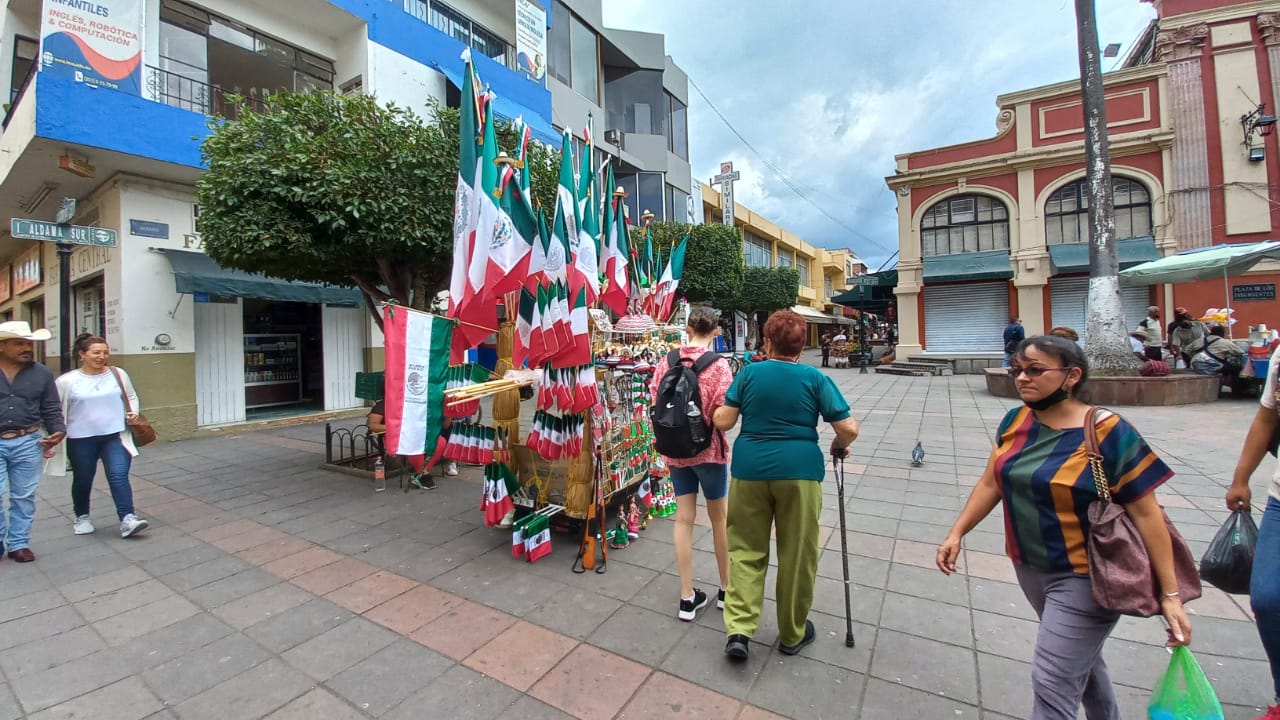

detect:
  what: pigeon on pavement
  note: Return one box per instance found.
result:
[911,441,925,467]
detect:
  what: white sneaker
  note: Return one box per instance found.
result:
[445,462,458,477]
[120,514,148,538]
[73,515,95,535]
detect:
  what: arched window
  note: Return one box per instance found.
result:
[1045,176,1152,245]
[920,194,1010,257]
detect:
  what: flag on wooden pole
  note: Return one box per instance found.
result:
[382,305,452,458]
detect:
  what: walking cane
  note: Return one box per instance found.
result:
[831,453,855,648]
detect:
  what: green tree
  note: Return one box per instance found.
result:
[727,266,800,345]
[196,91,559,328]
[630,221,743,309]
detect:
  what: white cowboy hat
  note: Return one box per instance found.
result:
[0,320,52,341]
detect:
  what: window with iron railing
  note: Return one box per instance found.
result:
[398,0,514,69]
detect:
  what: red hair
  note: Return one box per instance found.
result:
[764,311,807,356]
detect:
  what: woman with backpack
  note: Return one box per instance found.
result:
[649,306,734,621]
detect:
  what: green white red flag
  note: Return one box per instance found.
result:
[381,305,451,458]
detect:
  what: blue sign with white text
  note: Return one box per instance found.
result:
[129,219,169,239]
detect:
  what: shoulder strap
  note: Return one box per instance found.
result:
[666,349,682,369]
[691,350,722,374]
[110,367,134,414]
[1083,406,1112,501]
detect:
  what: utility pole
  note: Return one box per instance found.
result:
[1076,0,1140,370]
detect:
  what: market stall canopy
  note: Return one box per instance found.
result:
[158,249,362,306]
[790,305,850,324]
[922,250,1013,283]
[1119,241,1280,285]
[1050,237,1160,275]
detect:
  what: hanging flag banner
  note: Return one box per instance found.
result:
[40,0,144,95]
[382,305,453,458]
[514,0,547,84]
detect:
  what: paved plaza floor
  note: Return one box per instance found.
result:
[0,354,1275,719]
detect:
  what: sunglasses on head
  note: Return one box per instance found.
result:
[1007,365,1068,379]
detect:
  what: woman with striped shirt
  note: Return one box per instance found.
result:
[936,335,1192,720]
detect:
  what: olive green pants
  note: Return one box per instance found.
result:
[723,478,822,646]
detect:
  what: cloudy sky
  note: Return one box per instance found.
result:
[601,1,1158,270]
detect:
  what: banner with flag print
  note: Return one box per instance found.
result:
[382,305,452,458]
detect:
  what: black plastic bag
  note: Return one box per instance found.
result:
[1199,509,1258,595]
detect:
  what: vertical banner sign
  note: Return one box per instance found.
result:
[40,0,144,94]
[712,161,740,228]
[514,0,547,84]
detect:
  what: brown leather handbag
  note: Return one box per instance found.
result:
[1084,407,1199,617]
[110,367,157,447]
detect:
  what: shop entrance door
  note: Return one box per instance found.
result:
[194,298,246,426]
[73,278,105,338]
[321,304,363,411]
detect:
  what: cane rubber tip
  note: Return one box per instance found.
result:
[845,634,855,648]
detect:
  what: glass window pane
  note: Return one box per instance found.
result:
[1047,196,1061,215]
[549,1,570,86]
[670,95,688,159]
[1115,208,1133,239]
[1047,218,1063,245]
[570,15,598,101]
[209,19,254,52]
[637,172,662,221]
[798,258,810,286]
[963,225,979,253]
[950,197,976,223]
[1133,210,1151,237]
[994,223,1010,249]
[978,223,993,251]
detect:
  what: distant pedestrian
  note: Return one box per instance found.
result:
[714,311,859,661]
[830,331,849,369]
[1048,326,1079,344]
[1003,316,1025,367]
[0,321,64,562]
[819,332,832,368]
[1138,306,1164,361]
[50,334,148,539]
[1168,307,1206,367]
[937,335,1191,720]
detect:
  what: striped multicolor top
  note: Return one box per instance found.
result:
[993,406,1172,575]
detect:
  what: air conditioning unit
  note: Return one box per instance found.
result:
[604,129,623,150]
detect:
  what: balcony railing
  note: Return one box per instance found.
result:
[403,0,516,70]
[146,65,271,120]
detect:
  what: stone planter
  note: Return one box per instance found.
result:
[983,368,1221,406]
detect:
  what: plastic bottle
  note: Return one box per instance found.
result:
[373,457,386,492]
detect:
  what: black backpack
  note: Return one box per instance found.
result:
[650,350,724,459]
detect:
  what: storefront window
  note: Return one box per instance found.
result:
[777,248,794,267]
[1045,176,1151,245]
[547,1,601,102]
[920,194,1009,257]
[665,184,689,223]
[616,172,664,221]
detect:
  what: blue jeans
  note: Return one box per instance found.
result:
[0,434,44,551]
[1252,496,1280,701]
[68,434,134,521]
[669,463,729,500]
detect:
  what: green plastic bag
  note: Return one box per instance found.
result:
[1148,646,1224,720]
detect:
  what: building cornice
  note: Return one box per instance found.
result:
[996,64,1166,107]
[1154,23,1210,61]
[885,132,1174,191]
[1157,1,1280,31]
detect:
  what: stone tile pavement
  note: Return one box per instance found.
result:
[0,353,1275,719]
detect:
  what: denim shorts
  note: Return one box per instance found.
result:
[668,463,729,501]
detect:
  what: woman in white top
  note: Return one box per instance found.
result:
[51,334,147,538]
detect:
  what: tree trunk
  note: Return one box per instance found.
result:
[1076,0,1140,371]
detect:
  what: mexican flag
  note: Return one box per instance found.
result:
[654,232,689,322]
[524,512,553,563]
[382,305,452,458]
[600,164,631,316]
[447,50,482,357]
[488,164,537,295]
[573,130,600,304]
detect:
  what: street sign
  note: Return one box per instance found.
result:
[711,161,740,228]
[55,197,76,224]
[10,218,117,247]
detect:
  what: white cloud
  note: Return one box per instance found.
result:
[601,1,1157,267]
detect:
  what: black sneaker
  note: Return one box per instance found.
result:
[717,588,726,610]
[725,634,749,661]
[778,619,816,656]
[411,473,437,491]
[678,589,709,621]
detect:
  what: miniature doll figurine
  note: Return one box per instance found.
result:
[626,496,641,539]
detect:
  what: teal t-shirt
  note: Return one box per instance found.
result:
[724,360,851,481]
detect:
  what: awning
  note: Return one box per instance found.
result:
[1049,236,1161,275]
[922,250,1014,283]
[1118,240,1280,284]
[790,305,849,324]
[433,62,559,146]
[159,249,362,306]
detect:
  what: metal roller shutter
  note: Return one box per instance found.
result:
[1050,277,1152,342]
[923,282,1009,352]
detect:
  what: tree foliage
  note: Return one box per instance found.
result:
[731,266,800,315]
[630,221,743,309]
[196,91,559,327]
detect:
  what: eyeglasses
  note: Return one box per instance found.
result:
[1007,366,1067,379]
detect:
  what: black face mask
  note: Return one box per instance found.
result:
[1024,387,1070,411]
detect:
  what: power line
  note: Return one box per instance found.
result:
[687,76,897,256]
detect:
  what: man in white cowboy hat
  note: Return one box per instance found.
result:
[0,320,65,562]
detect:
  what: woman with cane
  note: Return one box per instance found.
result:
[713,310,859,660]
